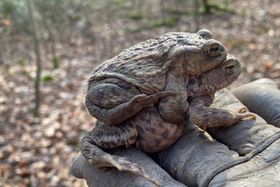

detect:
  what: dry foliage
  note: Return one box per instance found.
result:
[0,0,280,186]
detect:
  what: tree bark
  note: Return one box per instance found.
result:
[26,0,42,117]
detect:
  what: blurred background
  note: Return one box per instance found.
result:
[0,0,279,186]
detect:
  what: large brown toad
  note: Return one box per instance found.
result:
[81,42,253,184]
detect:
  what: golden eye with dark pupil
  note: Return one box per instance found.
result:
[208,45,221,56]
[203,41,225,57]
[210,47,219,53]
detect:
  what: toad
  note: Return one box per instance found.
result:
[81,50,254,182]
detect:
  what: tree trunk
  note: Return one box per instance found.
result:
[201,0,211,14]
[26,0,42,117]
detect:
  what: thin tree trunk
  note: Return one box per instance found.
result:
[202,0,211,14]
[26,0,42,117]
[41,12,58,69]
[193,0,200,32]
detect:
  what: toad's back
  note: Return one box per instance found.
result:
[88,32,208,94]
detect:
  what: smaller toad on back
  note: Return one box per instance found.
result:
[187,56,255,129]
[86,29,227,127]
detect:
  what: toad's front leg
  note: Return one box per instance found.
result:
[159,72,189,124]
[80,122,160,186]
[189,95,256,129]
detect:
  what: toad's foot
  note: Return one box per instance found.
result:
[96,155,160,186]
[234,108,256,122]
[218,110,256,128]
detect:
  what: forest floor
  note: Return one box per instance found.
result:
[1,0,280,186]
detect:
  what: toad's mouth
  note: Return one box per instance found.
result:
[224,64,235,70]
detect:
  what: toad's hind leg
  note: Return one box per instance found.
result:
[80,122,160,186]
[86,82,175,127]
[81,122,138,167]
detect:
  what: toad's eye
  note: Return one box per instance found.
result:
[203,41,225,57]
[210,46,219,53]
